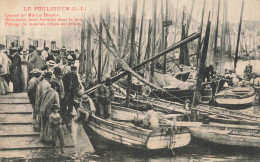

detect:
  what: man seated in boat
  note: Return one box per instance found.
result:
[75,94,96,122]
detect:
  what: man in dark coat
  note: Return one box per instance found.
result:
[10,49,22,92]
[62,65,80,115]
[46,48,61,64]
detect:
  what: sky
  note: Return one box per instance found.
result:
[0,0,259,23]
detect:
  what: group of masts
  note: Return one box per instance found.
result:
[80,0,247,106]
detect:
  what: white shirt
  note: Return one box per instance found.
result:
[41,50,48,61]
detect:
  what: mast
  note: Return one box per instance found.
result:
[172,0,178,58]
[186,0,194,35]
[79,20,86,77]
[193,13,211,107]
[214,0,220,58]
[220,0,227,74]
[86,18,92,88]
[137,0,145,64]
[118,0,121,56]
[97,15,103,84]
[126,0,137,107]
[161,0,165,73]
[196,0,205,69]
[151,0,157,79]
[163,0,169,74]
[234,0,244,71]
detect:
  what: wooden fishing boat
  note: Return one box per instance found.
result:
[84,103,192,151]
[189,123,260,148]
[85,115,191,151]
[214,86,255,109]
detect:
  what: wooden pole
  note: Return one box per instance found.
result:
[173,0,178,58]
[220,0,227,74]
[193,13,211,107]
[79,20,86,77]
[98,15,103,84]
[86,18,92,88]
[196,0,206,69]
[118,0,121,56]
[214,0,220,57]
[179,10,185,65]
[151,0,157,79]
[163,0,169,74]
[112,32,201,82]
[234,0,244,72]
[137,0,145,64]
[161,0,165,73]
[126,0,137,107]
[186,0,194,35]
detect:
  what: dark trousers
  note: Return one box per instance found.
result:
[13,79,22,92]
[63,94,77,114]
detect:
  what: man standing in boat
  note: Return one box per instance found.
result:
[95,78,114,119]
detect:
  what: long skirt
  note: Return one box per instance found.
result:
[40,116,52,143]
[0,75,10,95]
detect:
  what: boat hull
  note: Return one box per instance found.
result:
[84,115,191,151]
[214,87,255,109]
[190,124,260,148]
[214,94,255,109]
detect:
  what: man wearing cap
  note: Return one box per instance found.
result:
[38,79,60,142]
[62,55,73,75]
[51,67,65,112]
[46,48,61,64]
[63,65,80,115]
[0,50,12,94]
[27,69,42,127]
[10,48,22,92]
[75,94,95,122]
[28,47,45,71]
[35,71,52,122]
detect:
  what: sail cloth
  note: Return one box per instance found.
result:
[152,72,195,90]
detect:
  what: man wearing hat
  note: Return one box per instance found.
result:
[35,71,52,121]
[27,69,42,127]
[10,48,22,92]
[46,48,61,64]
[51,67,65,110]
[0,50,12,94]
[62,65,80,115]
[28,47,45,71]
[62,55,74,75]
[49,103,65,153]
[41,60,56,72]
[75,94,95,122]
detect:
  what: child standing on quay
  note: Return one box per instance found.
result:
[49,104,65,153]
